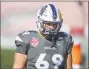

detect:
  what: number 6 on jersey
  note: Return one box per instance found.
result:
[35,53,49,69]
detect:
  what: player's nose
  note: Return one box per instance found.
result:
[48,25,54,29]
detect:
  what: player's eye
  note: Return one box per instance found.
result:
[43,24,49,27]
[44,23,57,27]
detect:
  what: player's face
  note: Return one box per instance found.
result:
[43,22,57,31]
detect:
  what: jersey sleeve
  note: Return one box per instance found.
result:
[15,35,29,55]
[66,36,74,54]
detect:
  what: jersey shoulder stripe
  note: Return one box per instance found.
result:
[15,30,38,42]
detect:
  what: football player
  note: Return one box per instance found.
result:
[13,4,73,69]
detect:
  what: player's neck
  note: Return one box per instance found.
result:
[37,31,47,39]
[37,31,44,38]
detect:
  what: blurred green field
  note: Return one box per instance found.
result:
[1,49,15,69]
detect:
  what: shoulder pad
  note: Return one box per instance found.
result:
[19,30,37,36]
[59,32,71,37]
[15,35,23,42]
[15,31,31,42]
[21,31,30,35]
[58,32,73,42]
[15,30,37,42]
[63,32,73,43]
[28,30,37,34]
[63,32,71,37]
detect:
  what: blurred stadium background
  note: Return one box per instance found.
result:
[1,2,88,69]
